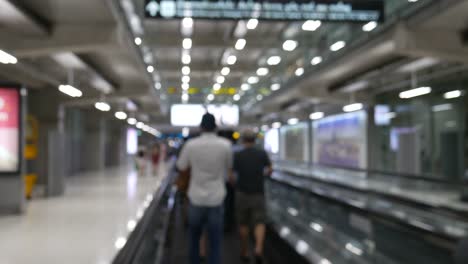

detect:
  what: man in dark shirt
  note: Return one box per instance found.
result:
[232,130,272,264]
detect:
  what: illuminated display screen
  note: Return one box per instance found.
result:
[280,122,309,162]
[264,128,279,154]
[127,128,138,155]
[0,87,20,173]
[170,104,239,127]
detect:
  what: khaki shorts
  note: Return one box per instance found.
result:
[236,192,266,227]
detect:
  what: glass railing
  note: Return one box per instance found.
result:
[266,177,462,264]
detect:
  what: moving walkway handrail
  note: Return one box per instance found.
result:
[112,162,177,264]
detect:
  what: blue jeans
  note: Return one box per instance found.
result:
[188,203,224,264]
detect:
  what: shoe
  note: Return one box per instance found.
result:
[255,255,264,264]
[240,255,250,263]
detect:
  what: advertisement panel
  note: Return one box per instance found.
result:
[0,87,21,173]
[170,104,239,127]
[312,111,367,169]
[280,122,309,162]
[264,128,279,154]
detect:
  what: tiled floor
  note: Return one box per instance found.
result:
[0,163,167,264]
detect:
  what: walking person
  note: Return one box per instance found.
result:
[232,130,272,264]
[177,113,233,264]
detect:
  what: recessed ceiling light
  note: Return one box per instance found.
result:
[343,103,364,112]
[183,38,192,49]
[182,66,190,75]
[248,76,259,84]
[182,53,191,64]
[182,83,189,90]
[283,40,298,51]
[311,56,323,65]
[95,102,111,112]
[302,20,321,31]
[399,87,432,99]
[182,75,190,83]
[272,122,281,128]
[147,65,154,73]
[267,56,281,66]
[221,67,230,76]
[58,84,82,97]
[235,39,246,50]
[115,111,127,120]
[182,93,189,102]
[182,17,193,28]
[216,76,225,83]
[246,18,258,30]
[309,112,324,120]
[256,67,269,76]
[256,94,263,101]
[241,83,250,91]
[207,94,214,101]
[288,118,299,125]
[233,94,241,101]
[271,83,281,91]
[444,90,462,99]
[362,21,378,32]
[127,118,137,125]
[330,41,346,51]
[134,37,142,45]
[213,83,221,90]
[227,55,237,65]
[154,82,161,90]
[295,67,304,76]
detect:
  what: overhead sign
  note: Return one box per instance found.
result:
[145,0,384,22]
[171,104,239,127]
[0,87,21,173]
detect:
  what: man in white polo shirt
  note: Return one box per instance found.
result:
[177,113,233,264]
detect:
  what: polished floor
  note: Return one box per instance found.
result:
[0,163,166,264]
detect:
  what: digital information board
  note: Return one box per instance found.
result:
[0,87,21,173]
[171,104,239,127]
[145,0,384,22]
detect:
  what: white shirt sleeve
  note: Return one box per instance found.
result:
[176,143,190,170]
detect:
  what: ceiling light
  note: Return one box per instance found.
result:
[295,67,304,76]
[207,94,215,101]
[233,94,241,101]
[127,118,137,125]
[115,111,127,120]
[256,94,263,101]
[444,90,462,99]
[95,102,111,112]
[182,83,189,90]
[182,53,191,64]
[432,103,453,112]
[147,65,154,73]
[58,84,82,98]
[241,83,250,91]
[272,122,281,128]
[310,112,324,120]
[182,66,190,75]
[235,39,246,50]
[248,76,259,84]
[343,103,363,112]
[271,83,281,91]
[136,122,144,129]
[182,38,192,49]
[213,83,221,90]
[330,41,346,51]
[227,55,237,65]
[311,56,323,65]
[283,40,298,51]
[154,82,161,90]
[182,17,193,28]
[257,67,269,76]
[267,56,281,66]
[115,237,127,250]
[221,67,230,76]
[216,76,225,83]
[288,118,299,125]
[182,93,189,102]
[246,18,258,30]
[261,125,269,131]
[182,75,190,83]
[0,50,18,64]
[399,87,432,99]
[134,37,142,45]
[302,20,321,31]
[346,243,363,256]
[362,21,378,32]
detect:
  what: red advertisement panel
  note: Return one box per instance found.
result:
[0,88,20,172]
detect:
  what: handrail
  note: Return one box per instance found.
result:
[112,161,177,264]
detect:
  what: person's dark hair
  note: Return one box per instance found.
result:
[200,113,217,132]
[242,130,257,144]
